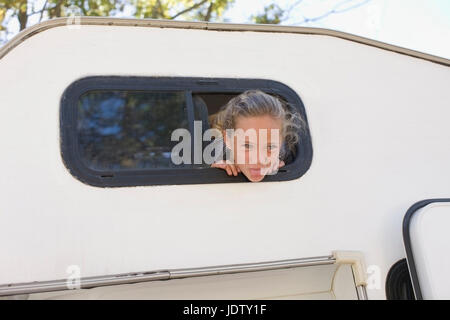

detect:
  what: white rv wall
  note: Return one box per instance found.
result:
[0,23,449,300]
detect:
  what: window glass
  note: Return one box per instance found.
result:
[77,91,188,171]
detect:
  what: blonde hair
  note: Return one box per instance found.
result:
[212,90,306,159]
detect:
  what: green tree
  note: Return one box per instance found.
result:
[251,3,283,25]
[0,0,234,44]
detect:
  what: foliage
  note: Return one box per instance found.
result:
[251,3,283,25]
[0,0,234,42]
[0,0,371,44]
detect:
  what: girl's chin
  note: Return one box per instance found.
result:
[244,169,266,182]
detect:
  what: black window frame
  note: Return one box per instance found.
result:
[60,76,313,187]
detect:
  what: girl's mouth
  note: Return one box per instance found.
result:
[249,168,263,177]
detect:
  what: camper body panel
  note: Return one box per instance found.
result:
[0,22,449,300]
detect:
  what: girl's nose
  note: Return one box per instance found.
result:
[257,153,271,167]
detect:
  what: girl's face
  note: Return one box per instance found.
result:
[226,115,283,182]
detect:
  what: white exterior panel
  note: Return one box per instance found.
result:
[0,20,449,300]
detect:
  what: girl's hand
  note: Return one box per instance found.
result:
[211,160,241,176]
[264,159,285,176]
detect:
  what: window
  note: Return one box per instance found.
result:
[60,77,312,187]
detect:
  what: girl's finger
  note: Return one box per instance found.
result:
[211,161,241,176]
[230,166,235,176]
[278,160,285,168]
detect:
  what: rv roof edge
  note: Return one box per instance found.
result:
[0,17,448,67]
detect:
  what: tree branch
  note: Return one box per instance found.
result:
[204,1,214,21]
[39,0,48,22]
[18,0,28,30]
[291,0,371,25]
[156,0,164,17]
[170,0,208,19]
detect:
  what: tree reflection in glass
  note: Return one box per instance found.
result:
[77,91,188,171]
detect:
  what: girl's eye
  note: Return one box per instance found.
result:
[242,143,254,150]
[267,145,278,151]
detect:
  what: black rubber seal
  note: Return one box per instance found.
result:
[385,258,415,300]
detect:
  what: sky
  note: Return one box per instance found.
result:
[1,0,449,59]
[221,0,450,59]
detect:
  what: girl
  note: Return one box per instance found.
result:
[211,90,305,182]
